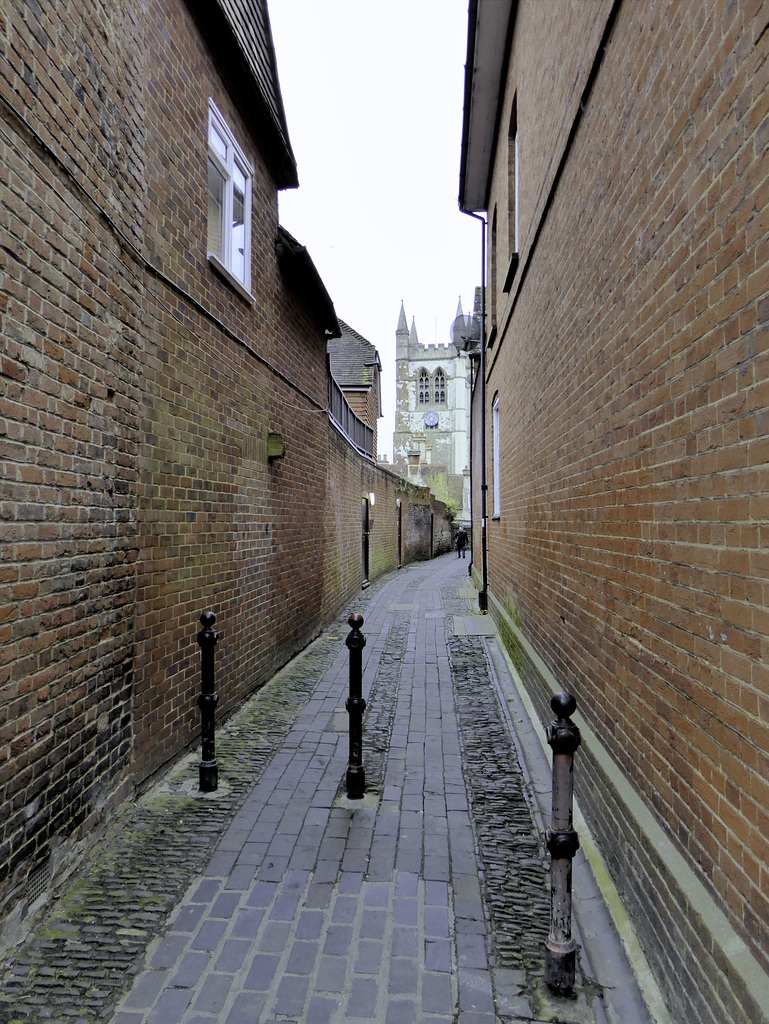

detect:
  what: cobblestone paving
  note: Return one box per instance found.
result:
[445,594,605,1023]
[448,633,551,974]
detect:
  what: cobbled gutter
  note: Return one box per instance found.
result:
[447,630,558,1014]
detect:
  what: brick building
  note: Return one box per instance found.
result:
[0,0,450,944]
[460,2,769,1021]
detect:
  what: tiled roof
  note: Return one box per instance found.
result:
[328,321,381,389]
[195,0,298,187]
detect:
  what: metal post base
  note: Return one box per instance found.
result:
[545,943,576,993]
[199,760,219,793]
[346,765,365,800]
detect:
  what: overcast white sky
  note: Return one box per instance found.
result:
[267,0,481,460]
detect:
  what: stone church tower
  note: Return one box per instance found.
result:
[392,299,472,524]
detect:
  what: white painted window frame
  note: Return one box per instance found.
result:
[207,99,253,295]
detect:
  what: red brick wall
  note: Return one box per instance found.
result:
[0,0,143,924]
[481,0,768,1008]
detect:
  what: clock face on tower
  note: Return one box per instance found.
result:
[424,412,439,428]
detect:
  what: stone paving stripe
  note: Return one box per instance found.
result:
[214,938,251,972]
[243,953,280,991]
[191,972,233,1013]
[385,1000,417,1024]
[315,955,347,992]
[345,976,378,1018]
[230,907,265,938]
[353,938,384,974]
[170,952,211,989]
[190,920,227,951]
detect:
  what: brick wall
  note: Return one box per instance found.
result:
[477,0,768,1015]
[0,0,144,929]
[323,425,451,615]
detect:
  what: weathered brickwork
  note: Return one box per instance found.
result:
[0,0,144,937]
[322,425,451,616]
[470,0,768,1014]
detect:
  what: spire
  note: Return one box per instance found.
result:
[396,301,410,361]
[455,295,464,320]
[396,301,409,334]
[409,317,419,345]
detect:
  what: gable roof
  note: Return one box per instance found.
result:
[328,321,382,392]
[189,0,298,188]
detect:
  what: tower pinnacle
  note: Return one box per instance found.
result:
[396,301,409,335]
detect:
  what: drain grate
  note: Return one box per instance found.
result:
[27,858,51,904]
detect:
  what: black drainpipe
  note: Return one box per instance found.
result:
[463,210,488,613]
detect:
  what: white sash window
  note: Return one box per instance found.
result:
[207,100,253,291]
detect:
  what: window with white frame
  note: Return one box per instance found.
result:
[492,393,501,517]
[433,369,446,405]
[207,100,253,291]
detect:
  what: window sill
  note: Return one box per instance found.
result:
[502,252,519,293]
[208,253,254,305]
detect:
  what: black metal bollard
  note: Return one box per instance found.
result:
[544,691,582,993]
[345,613,366,799]
[197,611,219,793]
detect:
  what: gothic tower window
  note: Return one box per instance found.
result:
[434,369,446,405]
[418,369,430,405]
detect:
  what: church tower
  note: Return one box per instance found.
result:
[392,299,472,524]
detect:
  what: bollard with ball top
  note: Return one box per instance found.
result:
[544,690,581,993]
[197,611,219,793]
[345,613,366,799]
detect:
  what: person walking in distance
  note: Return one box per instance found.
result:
[455,526,468,559]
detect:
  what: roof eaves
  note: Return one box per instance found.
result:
[459,0,517,213]
[189,0,299,189]
[276,226,341,337]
